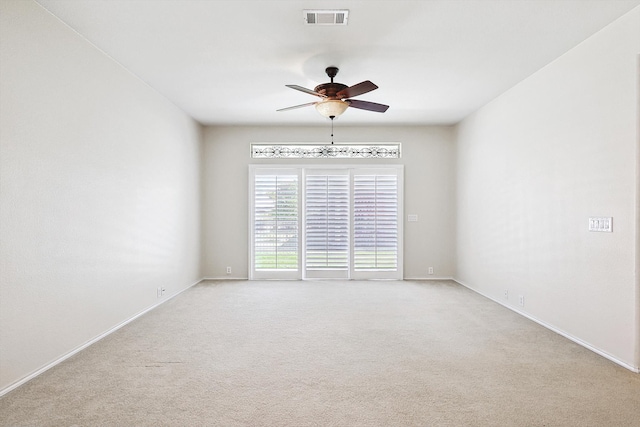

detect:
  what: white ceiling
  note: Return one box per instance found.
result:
[36,0,640,126]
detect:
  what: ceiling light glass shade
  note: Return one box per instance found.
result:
[315,99,349,118]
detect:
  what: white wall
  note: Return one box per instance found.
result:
[0,1,203,392]
[455,7,639,370]
[202,126,455,280]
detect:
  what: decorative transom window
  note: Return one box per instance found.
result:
[251,143,401,159]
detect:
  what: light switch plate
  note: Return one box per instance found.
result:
[589,217,612,232]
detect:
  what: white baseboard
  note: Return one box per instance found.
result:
[201,277,248,281]
[403,277,454,281]
[454,278,640,374]
[0,277,205,398]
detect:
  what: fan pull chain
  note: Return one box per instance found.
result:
[330,116,334,144]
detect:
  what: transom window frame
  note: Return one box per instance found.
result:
[249,164,404,280]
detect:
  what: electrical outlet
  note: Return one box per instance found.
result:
[161,287,166,296]
[428,267,434,275]
[518,295,525,307]
[504,290,509,300]
[226,266,232,275]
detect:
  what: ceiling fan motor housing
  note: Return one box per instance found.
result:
[315,66,347,98]
[314,82,348,98]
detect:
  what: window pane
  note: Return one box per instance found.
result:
[254,175,298,270]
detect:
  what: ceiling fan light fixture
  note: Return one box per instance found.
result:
[315,99,349,118]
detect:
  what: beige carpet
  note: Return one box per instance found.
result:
[1,280,639,426]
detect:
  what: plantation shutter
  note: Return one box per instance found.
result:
[305,172,349,278]
[353,174,399,274]
[252,171,300,279]
[250,165,402,280]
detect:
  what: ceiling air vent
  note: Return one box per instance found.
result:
[303,10,349,25]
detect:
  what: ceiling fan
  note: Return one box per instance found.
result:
[278,66,389,119]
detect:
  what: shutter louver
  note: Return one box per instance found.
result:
[305,174,349,271]
[353,174,398,271]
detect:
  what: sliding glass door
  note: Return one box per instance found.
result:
[249,166,402,280]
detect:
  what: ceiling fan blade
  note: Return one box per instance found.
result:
[277,102,317,112]
[346,99,389,113]
[285,85,326,98]
[336,80,378,99]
